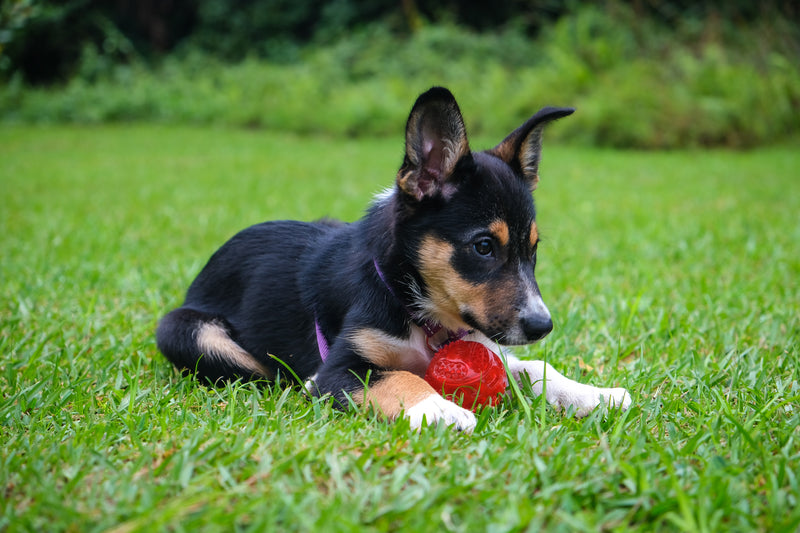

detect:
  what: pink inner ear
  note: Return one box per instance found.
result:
[415,172,436,198]
[422,136,444,178]
[423,138,435,157]
[423,165,441,180]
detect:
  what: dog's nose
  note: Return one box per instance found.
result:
[521,314,553,341]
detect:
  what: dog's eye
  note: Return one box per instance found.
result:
[473,238,494,257]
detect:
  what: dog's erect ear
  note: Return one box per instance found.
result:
[490,106,574,190]
[397,87,471,201]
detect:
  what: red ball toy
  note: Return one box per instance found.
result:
[424,340,508,411]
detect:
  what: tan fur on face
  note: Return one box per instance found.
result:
[418,235,527,335]
[418,236,487,330]
[489,219,510,247]
[354,371,436,419]
[530,222,539,247]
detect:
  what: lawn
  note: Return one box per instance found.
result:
[1,124,798,532]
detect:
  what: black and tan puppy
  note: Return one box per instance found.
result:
[156,87,630,431]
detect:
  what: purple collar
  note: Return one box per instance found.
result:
[314,260,471,363]
[315,319,330,362]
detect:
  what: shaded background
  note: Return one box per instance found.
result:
[1,0,798,148]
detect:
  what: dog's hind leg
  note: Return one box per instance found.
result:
[156,308,270,383]
[505,355,631,416]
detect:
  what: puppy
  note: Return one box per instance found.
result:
[156,87,631,431]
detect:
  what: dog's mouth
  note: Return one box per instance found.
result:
[460,310,514,345]
[461,309,552,346]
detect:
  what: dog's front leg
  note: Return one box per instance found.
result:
[362,370,477,432]
[505,355,631,416]
[314,363,477,432]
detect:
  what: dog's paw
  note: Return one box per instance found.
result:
[567,386,632,418]
[605,387,632,411]
[405,394,477,432]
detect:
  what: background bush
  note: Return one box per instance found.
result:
[1,1,798,148]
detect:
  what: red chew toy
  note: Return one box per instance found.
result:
[424,340,508,411]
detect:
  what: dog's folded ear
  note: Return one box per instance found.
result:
[397,87,471,201]
[490,106,575,190]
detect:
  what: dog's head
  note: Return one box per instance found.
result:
[394,87,573,346]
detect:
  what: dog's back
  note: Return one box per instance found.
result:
[157,220,333,382]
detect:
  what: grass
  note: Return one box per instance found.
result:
[1,123,799,532]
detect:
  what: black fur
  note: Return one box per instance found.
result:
[156,87,573,411]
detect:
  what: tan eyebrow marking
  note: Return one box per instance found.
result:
[489,219,510,247]
[530,222,539,246]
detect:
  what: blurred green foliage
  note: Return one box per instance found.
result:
[1,1,798,148]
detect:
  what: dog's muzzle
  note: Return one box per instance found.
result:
[520,313,553,342]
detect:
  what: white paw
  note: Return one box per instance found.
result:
[405,394,477,432]
[606,387,632,411]
[303,373,318,395]
[568,386,632,418]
